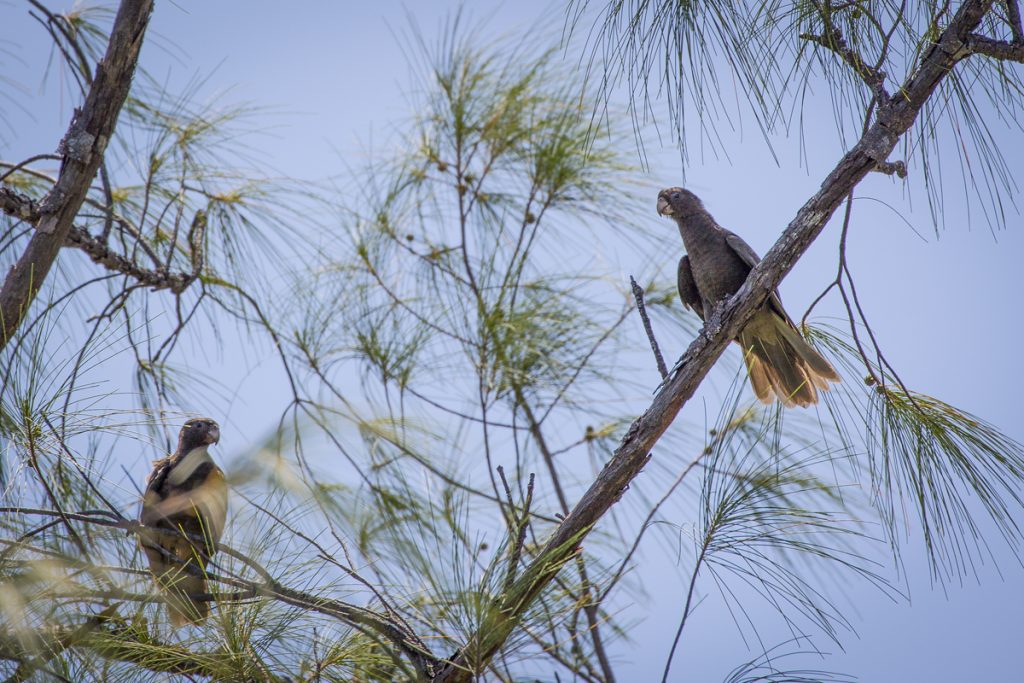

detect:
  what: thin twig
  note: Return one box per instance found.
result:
[630,276,668,379]
[800,1,890,102]
[497,467,535,595]
[660,542,709,683]
[0,154,62,183]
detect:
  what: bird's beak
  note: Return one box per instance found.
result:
[207,426,220,445]
[657,195,673,216]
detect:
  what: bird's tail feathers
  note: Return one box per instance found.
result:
[740,311,840,408]
[746,354,773,403]
[163,570,209,628]
[775,319,841,385]
[142,536,211,628]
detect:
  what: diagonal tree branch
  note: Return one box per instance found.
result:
[432,1,997,680]
[0,0,153,350]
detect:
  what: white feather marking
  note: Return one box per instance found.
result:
[167,446,212,486]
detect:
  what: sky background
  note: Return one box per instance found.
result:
[2,1,1023,681]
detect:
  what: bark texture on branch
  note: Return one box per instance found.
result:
[0,0,154,349]
[0,187,200,293]
[432,2,995,680]
[966,32,1024,60]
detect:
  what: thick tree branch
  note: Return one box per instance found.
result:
[1,187,200,293]
[0,0,153,350]
[966,32,1024,60]
[432,2,995,680]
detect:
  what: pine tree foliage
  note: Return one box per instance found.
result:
[2,2,1024,682]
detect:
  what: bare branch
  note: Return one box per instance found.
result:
[66,220,201,293]
[630,276,668,379]
[0,188,38,222]
[800,14,890,102]
[0,0,154,349]
[1,187,200,293]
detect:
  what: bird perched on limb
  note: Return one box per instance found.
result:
[139,417,227,627]
[657,187,840,407]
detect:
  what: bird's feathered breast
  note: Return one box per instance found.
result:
[141,446,227,555]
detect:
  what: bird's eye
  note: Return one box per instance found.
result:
[671,192,681,200]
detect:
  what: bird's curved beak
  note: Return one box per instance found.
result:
[207,426,221,445]
[657,195,673,216]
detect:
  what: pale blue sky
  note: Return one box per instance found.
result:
[2,1,1023,680]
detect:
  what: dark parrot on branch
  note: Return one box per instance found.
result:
[657,187,840,407]
[139,417,227,627]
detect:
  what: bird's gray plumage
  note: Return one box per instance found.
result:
[659,187,840,407]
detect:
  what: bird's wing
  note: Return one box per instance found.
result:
[140,458,172,526]
[724,232,790,322]
[139,457,176,579]
[676,255,705,321]
[723,231,761,268]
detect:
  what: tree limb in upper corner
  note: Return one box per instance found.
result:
[431,1,1000,680]
[0,0,154,351]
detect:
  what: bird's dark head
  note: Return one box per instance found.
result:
[178,417,220,453]
[657,187,705,218]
